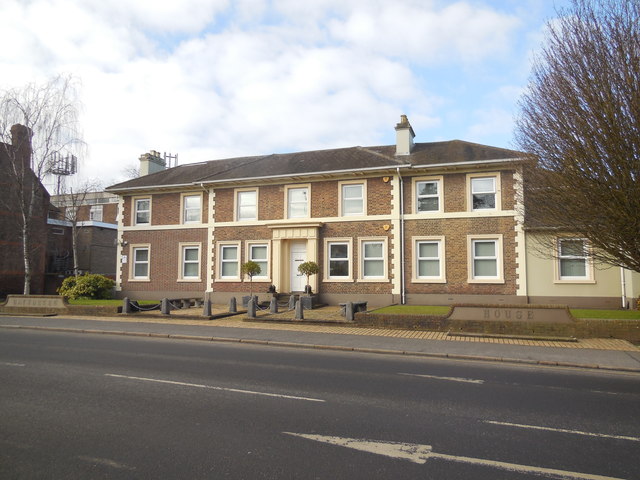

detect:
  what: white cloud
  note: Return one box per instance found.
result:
[0,0,551,187]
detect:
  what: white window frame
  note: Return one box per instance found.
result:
[285,184,310,219]
[133,197,151,225]
[130,244,151,281]
[412,236,446,283]
[246,241,270,281]
[467,173,501,212]
[339,180,366,217]
[412,176,443,214]
[89,205,103,222]
[235,188,258,222]
[555,238,594,283]
[181,193,202,224]
[217,241,241,281]
[358,237,388,282]
[467,234,504,283]
[324,238,353,282]
[179,243,201,281]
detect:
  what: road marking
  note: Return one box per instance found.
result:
[1,362,25,367]
[77,456,136,471]
[399,372,484,384]
[485,420,640,442]
[105,374,325,402]
[284,433,627,479]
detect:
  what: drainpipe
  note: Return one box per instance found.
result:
[397,167,406,305]
[620,267,627,309]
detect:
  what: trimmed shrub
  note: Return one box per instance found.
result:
[58,274,115,300]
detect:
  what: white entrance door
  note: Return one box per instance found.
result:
[290,242,307,292]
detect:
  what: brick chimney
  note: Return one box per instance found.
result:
[10,124,33,171]
[139,150,166,176]
[395,114,415,156]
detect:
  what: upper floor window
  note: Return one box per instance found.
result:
[182,194,201,224]
[558,238,591,280]
[470,176,498,211]
[237,190,257,221]
[287,186,309,219]
[89,205,103,222]
[415,178,441,213]
[340,182,365,216]
[134,198,150,225]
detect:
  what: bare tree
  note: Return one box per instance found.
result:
[515,0,640,272]
[0,75,84,293]
[53,179,103,278]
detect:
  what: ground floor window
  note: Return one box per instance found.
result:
[413,237,445,283]
[180,244,200,280]
[467,235,504,283]
[132,246,149,279]
[219,243,240,279]
[557,238,592,281]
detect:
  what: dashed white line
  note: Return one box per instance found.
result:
[399,372,484,384]
[105,374,325,402]
[1,362,26,367]
[485,421,640,442]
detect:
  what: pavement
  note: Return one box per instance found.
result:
[1,305,640,373]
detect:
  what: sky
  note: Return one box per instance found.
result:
[0,0,569,190]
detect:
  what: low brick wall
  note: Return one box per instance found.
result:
[355,304,640,343]
[576,319,640,343]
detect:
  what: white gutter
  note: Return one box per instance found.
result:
[397,167,406,305]
[620,267,627,309]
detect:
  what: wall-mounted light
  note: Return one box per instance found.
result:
[383,224,390,231]
[382,176,390,183]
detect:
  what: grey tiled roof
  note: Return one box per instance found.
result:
[106,141,522,192]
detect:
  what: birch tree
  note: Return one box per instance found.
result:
[0,75,84,294]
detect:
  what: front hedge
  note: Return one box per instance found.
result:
[58,274,115,300]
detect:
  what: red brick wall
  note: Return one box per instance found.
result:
[119,228,207,293]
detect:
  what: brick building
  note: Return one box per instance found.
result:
[45,192,119,293]
[106,116,640,308]
[0,124,50,296]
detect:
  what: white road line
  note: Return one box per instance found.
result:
[105,374,325,402]
[77,456,136,471]
[1,362,26,367]
[284,433,628,480]
[399,372,484,384]
[485,421,640,442]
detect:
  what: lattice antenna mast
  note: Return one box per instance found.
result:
[48,151,78,195]
[164,152,178,168]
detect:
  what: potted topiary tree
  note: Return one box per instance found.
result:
[241,261,261,306]
[297,261,319,295]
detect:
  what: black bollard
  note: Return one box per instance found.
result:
[229,297,237,313]
[295,300,304,320]
[202,299,212,317]
[345,301,354,322]
[247,298,256,318]
[161,298,171,315]
[122,297,131,314]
